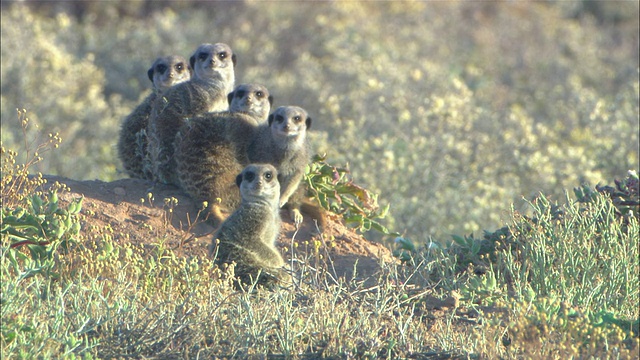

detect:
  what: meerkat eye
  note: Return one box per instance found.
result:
[275,115,284,123]
[244,171,255,182]
[293,116,301,122]
[156,64,167,74]
[198,52,208,61]
[218,52,227,60]
[235,90,245,98]
[256,91,264,98]
[175,63,184,71]
[264,171,273,181]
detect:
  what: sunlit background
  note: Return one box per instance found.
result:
[2,1,638,243]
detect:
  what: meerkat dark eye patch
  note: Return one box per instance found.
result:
[276,115,285,123]
[156,64,167,74]
[198,52,208,61]
[256,91,264,98]
[218,52,227,60]
[244,171,256,183]
[175,63,184,71]
[264,171,273,181]
[293,116,301,122]
[235,90,245,98]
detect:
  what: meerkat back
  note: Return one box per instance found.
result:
[175,84,273,225]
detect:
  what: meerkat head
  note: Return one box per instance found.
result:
[148,55,192,91]
[228,83,273,121]
[267,106,312,148]
[236,164,280,208]
[189,43,236,84]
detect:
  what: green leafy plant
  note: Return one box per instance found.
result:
[2,191,83,280]
[1,110,83,281]
[460,266,504,306]
[445,229,511,273]
[305,153,396,236]
[391,236,417,262]
[502,296,637,357]
[576,169,640,221]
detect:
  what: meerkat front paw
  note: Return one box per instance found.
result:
[289,208,303,224]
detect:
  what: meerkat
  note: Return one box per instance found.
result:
[210,164,285,287]
[174,83,273,225]
[147,43,236,185]
[227,83,272,121]
[247,106,312,224]
[117,55,192,179]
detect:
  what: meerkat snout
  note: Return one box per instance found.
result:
[189,43,236,80]
[147,55,192,92]
[227,84,272,120]
[236,164,280,207]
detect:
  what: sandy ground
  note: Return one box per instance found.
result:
[43,175,395,280]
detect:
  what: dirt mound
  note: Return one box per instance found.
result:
[43,175,394,280]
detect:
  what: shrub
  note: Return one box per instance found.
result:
[1,110,83,282]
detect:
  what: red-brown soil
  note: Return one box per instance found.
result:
[43,175,395,280]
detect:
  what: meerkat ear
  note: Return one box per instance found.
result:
[187,64,194,77]
[227,91,235,106]
[231,53,237,67]
[189,54,196,70]
[268,114,274,126]
[147,66,154,83]
[306,116,312,129]
[268,95,274,107]
[236,173,243,187]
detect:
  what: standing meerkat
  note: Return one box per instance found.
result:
[147,43,236,185]
[117,55,192,179]
[175,83,273,224]
[210,163,285,287]
[247,106,312,224]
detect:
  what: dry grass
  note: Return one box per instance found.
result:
[2,123,638,358]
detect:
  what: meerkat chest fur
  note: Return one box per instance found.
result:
[235,201,281,246]
[193,76,234,113]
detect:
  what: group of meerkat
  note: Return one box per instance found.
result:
[117,42,317,287]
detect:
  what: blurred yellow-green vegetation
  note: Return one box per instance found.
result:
[1,0,638,242]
